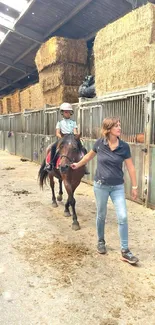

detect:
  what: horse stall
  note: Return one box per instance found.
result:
[79,89,144,199]
[0,83,155,209]
[79,83,155,209]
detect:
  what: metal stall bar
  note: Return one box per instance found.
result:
[140,84,153,207]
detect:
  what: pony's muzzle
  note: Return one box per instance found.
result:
[59,164,70,173]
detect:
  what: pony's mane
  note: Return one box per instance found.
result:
[58,134,81,151]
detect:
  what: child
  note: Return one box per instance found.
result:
[44,102,89,174]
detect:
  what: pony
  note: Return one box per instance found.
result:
[38,134,85,230]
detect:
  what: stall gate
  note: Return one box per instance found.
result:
[0,84,155,208]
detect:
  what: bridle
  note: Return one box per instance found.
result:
[59,154,75,164]
[58,136,80,168]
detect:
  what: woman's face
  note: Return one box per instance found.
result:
[110,121,121,137]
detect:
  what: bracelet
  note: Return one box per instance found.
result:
[132,186,138,189]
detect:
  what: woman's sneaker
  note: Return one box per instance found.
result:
[97,240,106,254]
[121,249,139,264]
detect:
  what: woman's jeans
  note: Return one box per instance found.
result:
[94,181,128,250]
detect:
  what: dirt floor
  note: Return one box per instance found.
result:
[0,150,155,325]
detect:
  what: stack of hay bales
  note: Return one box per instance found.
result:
[11,90,21,113]
[20,83,45,111]
[30,83,45,109]
[2,96,12,114]
[35,36,87,106]
[20,87,31,112]
[0,99,3,114]
[94,3,155,96]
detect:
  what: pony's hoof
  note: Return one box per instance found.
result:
[72,222,80,231]
[52,202,58,208]
[57,195,62,202]
[64,211,71,217]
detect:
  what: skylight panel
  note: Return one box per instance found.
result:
[0,0,28,13]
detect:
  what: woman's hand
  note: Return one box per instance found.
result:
[71,150,96,170]
[70,163,79,170]
[132,188,138,200]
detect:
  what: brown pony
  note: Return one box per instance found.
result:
[38,134,85,230]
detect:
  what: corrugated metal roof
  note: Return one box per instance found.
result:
[0,0,150,96]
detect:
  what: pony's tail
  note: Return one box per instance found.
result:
[38,159,48,189]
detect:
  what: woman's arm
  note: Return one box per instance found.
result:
[125,157,137,200]
[71,149,96,169]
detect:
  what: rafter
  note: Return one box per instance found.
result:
[0,42,39,79]
[0,54,35,74]
[0,76,13,85]
[0,23,43,44]
[0,69,37,94]
[44,0,94,38]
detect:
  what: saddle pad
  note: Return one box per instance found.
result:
[46,151,51,164]
[46,152,60,169]
[56,156,61,169]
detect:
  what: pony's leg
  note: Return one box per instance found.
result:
[64,198,71,217]
[57,179,63,202]
[69,195,80,231]
[49,176,58,208]
[62,179,80,229]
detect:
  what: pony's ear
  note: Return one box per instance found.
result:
[74,133,81,140]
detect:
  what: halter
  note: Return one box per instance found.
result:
[60,154,75,164]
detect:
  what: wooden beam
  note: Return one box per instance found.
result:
[84,30,97,41]
[0,23,43,44]
[125,0,139,8]
[0,69,37,94]
[0,42,39,79]
[44,0,94,38]
[0,76,13,84]
[0,55,34,74]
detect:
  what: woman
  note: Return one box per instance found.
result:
[71,117,139,264]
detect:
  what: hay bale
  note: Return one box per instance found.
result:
[43,86,79,106]
[39,63,87,92]
[2,97,7,114]
[0,99,3,114]
[35,36,87,72]
[30,83,45,109]
[2,96,12,114]
[11,90,21,113]
[20,87,31,112]
[94,3,155,95]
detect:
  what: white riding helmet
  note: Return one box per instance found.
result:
[60,102,73,115]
